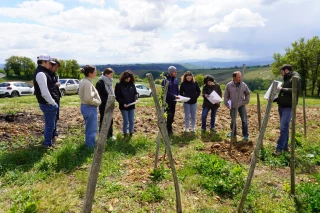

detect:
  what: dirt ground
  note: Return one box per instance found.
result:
[1,104,319,164]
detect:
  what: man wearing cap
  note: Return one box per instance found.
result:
[50,58,61,140]
[273,64,301,156]
[33,54,60,148]
[161,66,180,135]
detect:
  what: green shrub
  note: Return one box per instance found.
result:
[296,182,320,212]
[141,184,164,203]
[192,153,246,197]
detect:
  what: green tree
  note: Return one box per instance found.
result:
[4,56,35,79]
[271,36,320,96]
[195,74,204,87]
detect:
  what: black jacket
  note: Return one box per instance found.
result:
[179,81,201,104]
[277,71,301,108]
[96,79,109,104]
[202,83,222,109]
[161,74,179,105]
[115,81,138,110]
[33,65,60,104]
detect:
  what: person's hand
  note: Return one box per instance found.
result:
[124,104,128,108]
[277,86,282,91]
[175,96,180,99]
[56,82,61,87]
[225,104,230,109]
[205,94,209,98]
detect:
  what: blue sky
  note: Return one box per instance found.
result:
[0,0,319,64]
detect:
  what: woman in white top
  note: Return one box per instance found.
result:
[78,65,101,147]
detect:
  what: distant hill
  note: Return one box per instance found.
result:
[180,58,273,69]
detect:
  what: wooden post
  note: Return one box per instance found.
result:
[82,95,115,213]
[237,81,277,213]
[303,91,307,138]
[147,74,182,213]
[291,77,298,196]
[154,81,169,169]
[257,93,261,131]
[230,64,246,151]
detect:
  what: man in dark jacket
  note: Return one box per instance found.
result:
[273,64,301,156]
[161,66,179,135]
[50,58,61,140]
[33,54,59,148]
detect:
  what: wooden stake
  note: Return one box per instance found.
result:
[237,81,277,213]
[82,95,115,213]
[257,93,261,131]
[303,91,307,138]
[291,77,298,196]
[154,81,169,169]
[147,74,182,213]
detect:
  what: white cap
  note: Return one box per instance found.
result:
[37,54,56,64]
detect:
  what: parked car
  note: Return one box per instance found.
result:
[59,79,80,96]
[0,82,34,98]
[135,84,152,97]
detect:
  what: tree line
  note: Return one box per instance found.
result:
[272,36,320,96]
[4,56,81,79]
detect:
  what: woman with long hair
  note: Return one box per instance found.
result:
[115,70,138,136]
[179,71,201,132]
[96,68,115,140]
[201,75,222,132]
[78,65,101,147]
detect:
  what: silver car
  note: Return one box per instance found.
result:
[59,79,80,96]
[135,84,152,97]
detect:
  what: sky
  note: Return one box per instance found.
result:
[0,0,319,64]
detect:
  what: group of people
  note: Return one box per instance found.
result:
[162,66,250,141]
[33,54,300,156]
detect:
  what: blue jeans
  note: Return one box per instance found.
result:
[39,104,58,146]
[230,105,249,137]
[81,104,98,147]
[183,103,197,129]
[277,107,292,151]
[120,109,135,134]
[201,107,218,130]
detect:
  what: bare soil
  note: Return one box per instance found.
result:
[1,104,319,164]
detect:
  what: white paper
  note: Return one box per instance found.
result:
[206,90,222,104]
[175,95,191,102]
[227,100,231,108]
[126,100,140,106]
[264,81,282,100]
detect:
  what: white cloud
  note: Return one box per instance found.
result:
[208,8,266,33]
[0,0,64,19]
[79,0,105,7]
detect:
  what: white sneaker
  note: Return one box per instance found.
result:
[111,136,116,141]
[185,129,189,132]
[192,128,196,132]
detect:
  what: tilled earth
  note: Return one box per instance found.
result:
[0,104,319,164]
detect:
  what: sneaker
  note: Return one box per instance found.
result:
[227,132,232,137]
[185,129,189,133]
[192,128,196,132]
[111,136,116,140]
[243,136,249,141]
[272,150,283,157]
[210,128,216,132]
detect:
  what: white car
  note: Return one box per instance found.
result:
[0,82,34,98]
[135,84,152,97]
[59,79,80,96]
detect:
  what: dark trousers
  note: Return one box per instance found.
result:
[99,103,113,138]
[53,101,60,138]
[165,103,176,134]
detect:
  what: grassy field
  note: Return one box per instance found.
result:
[0,92,320,212]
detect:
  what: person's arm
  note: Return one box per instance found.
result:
[223,84,230,108]
[82,83,101,106]
[95,80,103,97]
[115,83,125,106]
[179,83,184,96]
[196,82,201,98]
[243,84,250,105]
[36,72,57,106]
[217,84,222,98]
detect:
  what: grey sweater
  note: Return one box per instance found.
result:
[224,81,250,109]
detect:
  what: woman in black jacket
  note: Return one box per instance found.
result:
[201,75,222,132]
[96,68,115,139]
[179,71,201,132]
[115,70,138,136]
